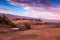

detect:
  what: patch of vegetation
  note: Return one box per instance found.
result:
[35,23,41,25]
[56,37,60,40]
[22,34,39,38]
[16,18,21,20]
[49,24,60,28]
[0,15,17,28]
[24,23,31,29]
[55,25,60,28]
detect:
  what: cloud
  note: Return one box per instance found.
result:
[0,7,14,14]
[7,0,52,7]
[0,7,11,11]
[7,0,52,12]
[20,10,60,20]
[7,0,60,20]
[49,7,60,14]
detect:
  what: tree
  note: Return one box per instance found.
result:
[0,16,3,24]
[0,15,17,28]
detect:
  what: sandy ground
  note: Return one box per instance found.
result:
[0,28,60,40]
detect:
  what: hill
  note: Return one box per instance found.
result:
[0,13,42,20]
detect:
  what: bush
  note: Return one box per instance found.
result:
[9,23,17,28]
[35,23,40,25]
[54,25,60,28]
[0,15,17,28]
[24,23,31,29]
[16,18,21,20]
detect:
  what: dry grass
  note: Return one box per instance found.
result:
[0,20,60,40]
[0,28,60,40]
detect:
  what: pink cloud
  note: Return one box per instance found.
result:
[7,0,52,7]
[0,7,12,11]
[0,7,13,14]
[7,0,60,21]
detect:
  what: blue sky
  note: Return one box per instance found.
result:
[0,0,60,21]
[0,0,60,12]
[50,0,60,7]
[0,0,25,14]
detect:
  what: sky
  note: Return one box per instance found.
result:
[0,0,60,21]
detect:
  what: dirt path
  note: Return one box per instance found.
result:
[0,28,60,40]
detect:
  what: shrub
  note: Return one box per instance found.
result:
[24,23,31,29]
[0,15,17,28]
[56,37,60,40]
[35,23,40,25]
[16,18,21,20]
[0,16,3,24]
[9,23,17,28]
[54,25,60,28]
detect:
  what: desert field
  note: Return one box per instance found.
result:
[0,20,60,40]
[0,28,60,40]
[0,0,60,40]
